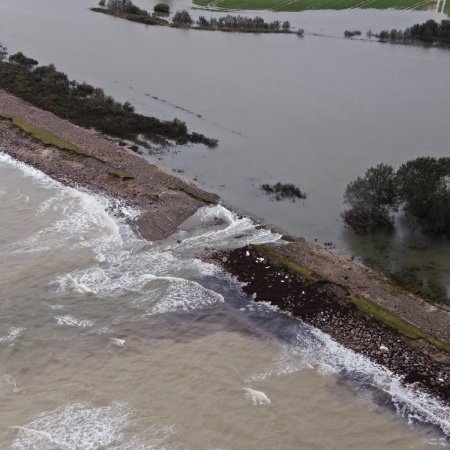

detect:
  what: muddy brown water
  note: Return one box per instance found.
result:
[1,149,450,448]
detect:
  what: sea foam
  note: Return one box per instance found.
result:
[243,388,271,406]
[11,402,132,450]
[0,327,25,344]
[246,315,450,437]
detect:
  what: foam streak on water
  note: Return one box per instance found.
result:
[10,402,133,450]
[245,308,450,437]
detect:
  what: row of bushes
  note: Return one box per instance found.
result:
[0,47,217,147]
[344,30,361,38]
[195,14,291,31]
[343,157,450,234]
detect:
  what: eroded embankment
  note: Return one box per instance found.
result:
[0,90,218,240]
[212,241,450,404]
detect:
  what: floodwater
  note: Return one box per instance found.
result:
[1,153,450,448]
[2,1,450,446]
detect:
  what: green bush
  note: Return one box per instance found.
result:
[261,182,306,201]
[154,3,170,13]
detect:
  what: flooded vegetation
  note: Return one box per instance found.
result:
[92,2,294,32]
[261,182,306,201]
[343,158,450,235]
[374,18,450,46]
[0,46,217,147]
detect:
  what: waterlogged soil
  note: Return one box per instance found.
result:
[0,90,218,240]
[212,244,450,405]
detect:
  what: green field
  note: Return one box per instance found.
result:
[194,0,447,13]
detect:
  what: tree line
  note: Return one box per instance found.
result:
[343,157,450,234]
[0,46,218,147]
[95,0,296,33]
[371,19,450,44]
[194,14,291,32]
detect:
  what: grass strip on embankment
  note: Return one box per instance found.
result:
[251,244,321,282]
[250,243,450,354]
[348,293,450,353]
[109,169,134,179]
[0,113,92,157]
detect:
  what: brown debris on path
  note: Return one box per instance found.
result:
[0,90,218,240]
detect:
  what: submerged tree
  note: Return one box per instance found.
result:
[172,10,193,25]
[396,157,450,233]
[282,21,290,30]
[154,2,170,12]
[0,44,7,62]
[106,0,148,15]
[343,157,450,234]
[343,164,398,233]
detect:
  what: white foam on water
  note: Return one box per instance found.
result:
[0,152,133,258]
[1,156,278,321]
[11,402,133,450]
[245,345,313,384]
[110,337,126,347]
[48,304,65,310]
[169,205,281,252]
[0,327,25,343]
[55,315,94,328]
[14,189,30,204]
[140,277,224,316]
[243,388,271,406]
[0,152,61,190]
[2,374,20,393]
[249,321,450,436]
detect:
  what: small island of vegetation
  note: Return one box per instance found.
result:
[154,3,170,13]
[0,45,217,148]
[91,1,294,33]
[261,182,306,201]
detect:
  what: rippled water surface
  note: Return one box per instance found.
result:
[1,155,450,448]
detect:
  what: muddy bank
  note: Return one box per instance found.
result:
[0,90,218,240]
[212,242,450,405]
